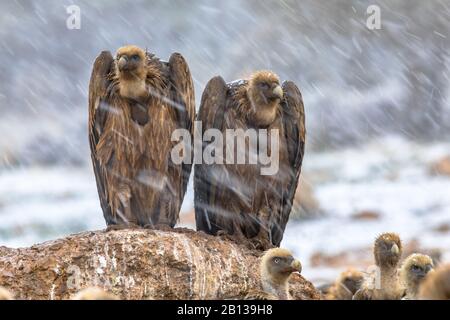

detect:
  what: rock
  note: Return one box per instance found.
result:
[430,156,450,177]
[433,223,450,234]
[290,175,322,220]
[350,210,381,221]
[0,229,319,300]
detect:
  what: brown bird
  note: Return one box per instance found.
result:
[72,287,119,300]
[245,248,302,300]
[194,71,305,249]
[325,268,364,300]
[419,264,450,300]
[0,286,14,300]
[89,45,195,229]
[400,253,434,300]
[353,232,403,300]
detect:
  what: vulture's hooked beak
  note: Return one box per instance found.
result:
[272,85,283,100]
[417,265,433,278]
[391,243,400,255]
[290,259,302,274]
[118,56,128,71]
[416,270,428,278]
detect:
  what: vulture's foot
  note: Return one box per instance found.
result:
[143,223,173,232]
[105,223,141,232]
[217,230,253,248]
[217,230,235,242]
[155,224,174,232]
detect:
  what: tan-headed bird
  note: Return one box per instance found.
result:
[72,287,119,300]
[244,248,302,300]
[400,253,434,300]
[194,71,305,249]
[419,264,450,300]
[0,286,14,300]
[89,46,195,229]
[353,233,403,300]
[325,268,364,300]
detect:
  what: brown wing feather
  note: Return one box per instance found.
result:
[168,53,195,135]
[88,51,115,225]
[167,53,195,224]
[271,81,306,246]
[194,76,228,234]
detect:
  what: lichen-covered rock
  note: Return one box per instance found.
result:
[0,228,319,300]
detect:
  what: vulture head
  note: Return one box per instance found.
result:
[247,71,283,127]
[115,45,147,78]
[0,286,14,300]
[338,268,364,296]
[374,232,402,269]
[71,286,119,300]
[401,254,434,289]
[114,45,148,100]
[261,248,302,286]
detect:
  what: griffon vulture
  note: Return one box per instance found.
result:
[353,233,403,300]
[245,248,302,300]
[194,71,305,249]
[88,45,195,229]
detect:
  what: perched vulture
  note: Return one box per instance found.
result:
[88,45,195,229]
[226,248,302,300]
[72,287,119,300]
[194,71,305,249]
[353,233,403,300]
[400,253,434,300]
[323,268,364,300]
[245,248,302,300]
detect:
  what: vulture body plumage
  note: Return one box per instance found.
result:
[194,71,305,249]
[88,46,195,228]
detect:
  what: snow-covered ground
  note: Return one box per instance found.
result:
[1,136,449,287]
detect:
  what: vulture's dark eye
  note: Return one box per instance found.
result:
[259,82,270,90]
[411,265,421,272]
[131,54,140,61]
[273,258,280,264]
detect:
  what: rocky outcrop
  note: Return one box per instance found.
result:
[0,228,319,300]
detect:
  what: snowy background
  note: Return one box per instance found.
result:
[0,0,449,286]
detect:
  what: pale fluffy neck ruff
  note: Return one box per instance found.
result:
[378,266,401,297]
[246,89,279,128]
[119,78,148,101]
[260,267,291,300]
[403,278,421,299]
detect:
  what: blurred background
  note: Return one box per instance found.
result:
[0,0,449,286]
